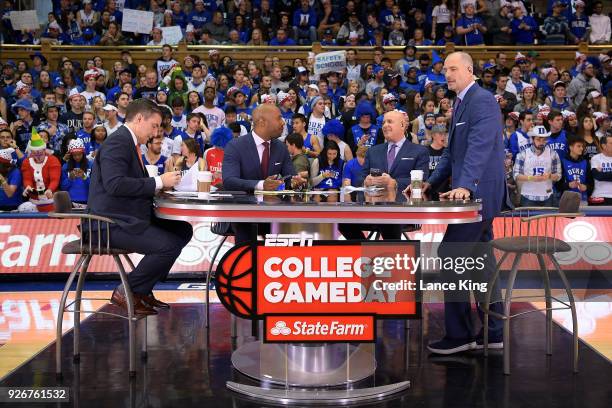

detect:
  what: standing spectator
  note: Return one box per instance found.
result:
[567,61,601,106]
[543,2,574,45]
[292,0,318,45]
[589,1,611,44]
[103,104,121,135]
[569,0,590,44]
[76,110,96,156]
[81,69,105,108]
[193,87,226,133]
[590,135,612,205]
[60,138,92,205]
[21,130,61,212]
[513,125,562,207]
[89,124,107,158]
[188,0,212,32]
[318,0,341,39]
[154,45,178,82]
[147,27,164,47]
[322,119,352,162]
[546,110,570,161]
[560,138,591,201]
[546,81,572,111]
[509,5,538,45]
[508,111,534,160]
[10,99,39,151]
[347,102,381,154]
[285,132,310,179]
[134,68,160,101]
[38,103,70,156]
[427,124,450,200]
[456,3,486,45]
[577,115,600,161]
[99,21,123,46]
[505,65,530,99]
[0,148,23,210]
[432,0,453,42]
[205,126,234,187]
[77,0,99,29]
[61,90,85,133]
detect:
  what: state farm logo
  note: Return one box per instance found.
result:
[264,315,375,342]
[270,321,291,336]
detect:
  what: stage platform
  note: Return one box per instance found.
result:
[0,287,610,407]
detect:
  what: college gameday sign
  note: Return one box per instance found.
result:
[215,236,421,343]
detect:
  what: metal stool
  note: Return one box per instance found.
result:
[51,192,147,378]
[482,191,582,375]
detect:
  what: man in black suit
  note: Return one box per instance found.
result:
[222,104,305,243]
[339,110,430,239]
[88,99,193,317]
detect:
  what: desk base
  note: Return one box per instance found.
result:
[231,341,376,387]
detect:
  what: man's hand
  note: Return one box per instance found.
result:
[551,173,561,182]
[440,187,471,200]
[568,180,579,189]
[263,176,283,191]
[579,183,587,192]
[23,186,34,197]
[290,175,307,188]
[161,171,181,188]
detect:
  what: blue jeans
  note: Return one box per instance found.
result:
[520,196,554,207]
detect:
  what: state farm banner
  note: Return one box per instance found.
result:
[216,240,421,343]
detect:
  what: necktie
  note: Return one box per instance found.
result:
[261,141,270,178]
[135,143,145,171]
[387,143,397,171]
[453,97,462,115]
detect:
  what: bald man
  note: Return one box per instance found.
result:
[417,52,510,354]
[223,104,305,243]
[338,110,429,240]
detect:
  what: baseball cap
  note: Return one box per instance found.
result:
[424,112,436,120]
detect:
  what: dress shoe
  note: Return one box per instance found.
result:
[110,288,158,317]
[427,337,476,355]
[143,293,171,309]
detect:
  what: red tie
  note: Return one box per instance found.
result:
[135,143,144,170]
[261,141,270,178]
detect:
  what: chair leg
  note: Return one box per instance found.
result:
[113,255,137,377]
[548,254,579,374]
[56,255,86,377]
[141,318,148,361]
[503,253,522,376]
[231,315,237,338]
[73,255,91,363]
[206,236,227,328]
[483,251,509,357]
[536,254,553,356]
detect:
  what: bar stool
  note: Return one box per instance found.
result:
[205,221,234,329]
[482,191,582,375]
[50,192,147,378]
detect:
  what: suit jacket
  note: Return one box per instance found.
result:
[88,125,157,233]
[222,133,295,192]
[428,83,511,220]
[359,139,430,193]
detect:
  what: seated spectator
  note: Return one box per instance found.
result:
[341,145,368,202]
[543,2,574,45]
[77,0,99,30]
[590,135,612,205]
[0,147,23,211]
[99,21,124,46]
[456,3,486,45]
[322,119,352,162]
[147,27,164,47]
[173,138,206,176]
[270,28,296,47]
[188,0,212,32]
[21,130,61,212]
[60,138,92,205]
[205,126,233,187]
[73,27,100,45]
[310,140,344,202]
[560,138,591,201]
[337,12,364,45]
[285,132,310,179]
[204,11,230,44]
[513,125,562,207]
[292,0,317,45]
[589,1,611,44]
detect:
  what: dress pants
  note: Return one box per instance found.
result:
[338,224,401,240]
[108,217,193,295]
[232,223,271,245]
[438,219,504,340]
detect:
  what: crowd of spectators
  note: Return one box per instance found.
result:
[0,1,611,211]
[1,0,610,46]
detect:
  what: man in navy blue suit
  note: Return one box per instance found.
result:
[339,110,430,239]
[222,104,306,243]
[88,99,193,317]
[419,52,509,354]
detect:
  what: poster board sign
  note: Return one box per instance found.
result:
[9,11,39,31]
[314,51,347,75]
[121,8,154,34]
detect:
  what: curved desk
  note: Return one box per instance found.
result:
[154,194,482,404]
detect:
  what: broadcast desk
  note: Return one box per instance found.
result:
[154,193,482,405]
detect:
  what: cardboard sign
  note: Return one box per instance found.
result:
[9,11,39,31]
[161,26,183,45]
[314,51,347,75]
[121,8,154,34]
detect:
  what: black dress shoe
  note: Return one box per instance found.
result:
[110,288,158,317]
[143,293,171,309]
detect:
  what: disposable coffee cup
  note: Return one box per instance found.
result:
[145,165,158,177]
[410,170,424,199]
[198,171,213,193]
[410,170,424,181]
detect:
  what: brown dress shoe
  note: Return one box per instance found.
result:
[110,288,158,317]
[143,293,171,309]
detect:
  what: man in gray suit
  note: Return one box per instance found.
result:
[222,104,305,243]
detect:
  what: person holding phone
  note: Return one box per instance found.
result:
[310,140,343,202]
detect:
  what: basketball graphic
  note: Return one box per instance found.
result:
[215,243,256,318]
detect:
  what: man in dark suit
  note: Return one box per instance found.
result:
[339,110,430,239]
[419,52,509,354]
[222,104,305,243]
[88,98,193,317]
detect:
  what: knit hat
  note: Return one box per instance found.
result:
[508,111,520,122]
[561,110,576,120]
[84,69,100,81]
[261,94,275,104]
[309,95,322,110]
[211,126,233,148]
[277,91,291,105]
[0,149,13,165]
[514,52,527,63]
[383,93,398,103]
[68,138,85,153]
[322,119,345,140]
[27,128,46,151]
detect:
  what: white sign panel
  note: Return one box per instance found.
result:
[161,26,183,45]
[121,8,154,34]
[314,51,347,75]
[9,11,39,31]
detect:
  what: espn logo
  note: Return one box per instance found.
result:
[264,233,315,247]
[264,315,375,342]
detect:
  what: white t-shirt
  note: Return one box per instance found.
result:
[104,121,121,136]
[432,5,452,24]
[520,148,554,198]
[307,115,326,148]
[80,90,105,109]
[193,105,226,133]
[591,153,612,198]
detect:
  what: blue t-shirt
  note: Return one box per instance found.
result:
[569,14,589,39]
[76,129,93,155]
[315,160,344,189]
[143,154,168,176]
[547,130,568,160]
[60,160,93,204]
[562,157,588,201]
[456,15,485,45]
[351,124,379,148]
[0,168,23,207]
[343,158,363,187]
